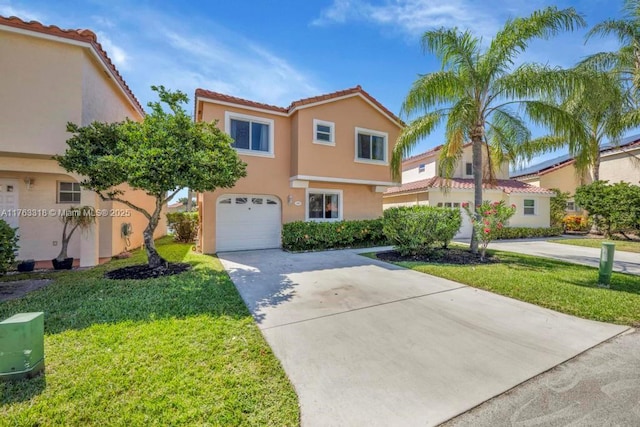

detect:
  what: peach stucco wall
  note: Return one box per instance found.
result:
[538,164,585,196]
[0,31,83,156]
[600,149,640,185]
[292,96,400,184]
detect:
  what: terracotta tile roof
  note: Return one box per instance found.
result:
[385,176,555,196]
[194,88,288,114]
[195,85,404,126]
[0,15,144,115]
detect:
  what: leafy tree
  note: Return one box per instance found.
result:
[392,7,585,253]
[574,180,640,238]
[462,200,516,261]
[550,188,570,228]
[55,206,96,262]
[57,86,246,269]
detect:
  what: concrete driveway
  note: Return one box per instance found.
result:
[486,238,640,275]
[218,248,628,426]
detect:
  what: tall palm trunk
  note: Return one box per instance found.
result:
[470,126,484,254]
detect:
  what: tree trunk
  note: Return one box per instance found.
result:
[470,127,484,254]
[592,153,600,182]
[56,221,70,261]
[145,198,167,269]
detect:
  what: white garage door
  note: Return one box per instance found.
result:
[455,208,473,239]
[216,194,281,252]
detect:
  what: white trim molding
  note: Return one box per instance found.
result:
[354,127,388,166]
[312,119,335,146]
[290,175,397,187]
[224,111,275,158]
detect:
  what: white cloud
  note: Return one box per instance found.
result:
[96,32,129,70]
[312,0,502,39]
[0,1,42,21]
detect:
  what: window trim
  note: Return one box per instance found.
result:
[312,119,335,146]
[523,199,536,216]
[57,181,81,204]
[224,111,275,158]
[418,163,426,173]
[305,188,343,222]
[354,127,388,165]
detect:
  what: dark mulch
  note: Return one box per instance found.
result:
[105,263,191,280]
[376,247,499,265]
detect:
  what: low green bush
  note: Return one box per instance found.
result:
[166,211,199,243]
[494,226,563,239]
[383,206,461,256]
[282,219,386,251]
[0,219,19,275]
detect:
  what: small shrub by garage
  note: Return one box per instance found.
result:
[282,219,386,251]
[0,219,19,275]
[166,212,199,243]
[494,226,563,239]
[383,206,461,256]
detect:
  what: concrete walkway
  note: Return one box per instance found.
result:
[218,248,628,426]
[484,239,640,275]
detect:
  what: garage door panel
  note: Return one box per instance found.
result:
[216,195,281,252]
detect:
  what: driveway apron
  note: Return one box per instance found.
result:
[218,248,628,427]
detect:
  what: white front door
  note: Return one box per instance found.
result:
[0,179,19,229]
[216,194,282,252]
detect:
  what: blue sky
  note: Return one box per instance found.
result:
[0,0,626,162]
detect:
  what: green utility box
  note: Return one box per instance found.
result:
[0,312,45,381]
[598,242,616,287]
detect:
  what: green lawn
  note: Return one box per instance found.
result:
[370,249,640,327]
[551,238,640,253]
[0,238,299,426]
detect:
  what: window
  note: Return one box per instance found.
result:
[437,202,460,208]
[307,190,342,221]
[313,119,335,145]
[524,199,535,215]
[566,201,576,211]
[465,162,473,176]
[225,112,274,157]
[355,127,388,164]
[418,164,426,173]
[58,182,81,203]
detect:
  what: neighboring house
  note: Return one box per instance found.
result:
[383,144,553,238]
[195,86,403,253]
[0,16,165,267]
[511,134,640,213]
[167,201,185,214]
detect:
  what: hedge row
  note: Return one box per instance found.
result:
[494,226,563,239]
[282,219,387,251]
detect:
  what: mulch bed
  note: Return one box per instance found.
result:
[376,247,499,265]
[105,263,191,280]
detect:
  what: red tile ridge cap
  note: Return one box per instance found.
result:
[195,88,288,113]
[0,15,144,116]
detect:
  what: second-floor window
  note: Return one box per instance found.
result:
[355,127,387,164]
[225,112,274,157]
[465,162,473,176]
[419,164,426,173]
[313,119,335,145]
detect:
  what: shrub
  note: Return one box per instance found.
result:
[166,212,199,243]
[0,219,19,275]
[383,206,461,256]
[494,226,563,239]
[550,188,570,227]
[463,200,516,260]
[575,181,640,238]
[282,219,386,252]
[562,214,589,232]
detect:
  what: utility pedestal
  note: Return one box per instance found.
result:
[0,312,45,381]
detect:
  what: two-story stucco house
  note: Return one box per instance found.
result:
[0,16,165,267]
[383,144,553,237]
[511,134,640,214]
[194,86,402,253]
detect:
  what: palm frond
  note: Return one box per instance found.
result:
[400,71,464,117]
[391,112,445,180]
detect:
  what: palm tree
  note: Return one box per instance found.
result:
[551,70,635,182]
[392,7,586,253]
[582,0,640,103]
